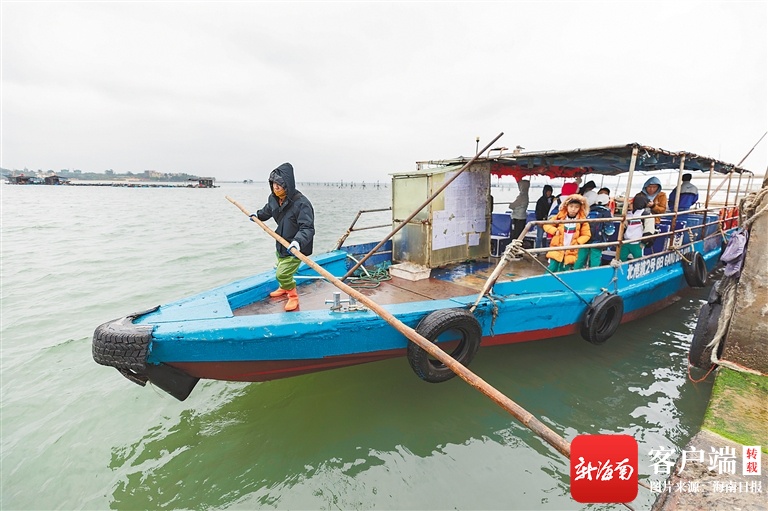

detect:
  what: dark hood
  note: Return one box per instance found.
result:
[269,163,296,197]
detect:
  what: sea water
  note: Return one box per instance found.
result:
[1,182,714,510]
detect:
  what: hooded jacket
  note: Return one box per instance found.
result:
[535,185,554,221]
[543,193,591,264]
[669,180,699,211]
[256,163,315,257]
[641,176,668,219]
[508,179,531,220]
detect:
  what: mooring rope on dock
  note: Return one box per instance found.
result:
[690,185,768,380]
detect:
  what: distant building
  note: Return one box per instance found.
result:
[191,177,216,188]
[44,175,70,185]
[7,175,42,185]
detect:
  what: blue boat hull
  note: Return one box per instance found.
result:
[92,231,726,399]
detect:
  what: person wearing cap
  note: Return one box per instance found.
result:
[598,187,616,215]
[543,194,591,272]
[668,173,699,212]
[579,180,599,206]
[549,181,579,216]
[252,163,315,311]
[574,193,615,269]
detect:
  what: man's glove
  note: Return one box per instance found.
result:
[288,240,300,254]
[249,214,257,222]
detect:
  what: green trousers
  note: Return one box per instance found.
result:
[547,259,573,273]
[275,252,301,290]
[574,247,604,269]
[619,243,643,261]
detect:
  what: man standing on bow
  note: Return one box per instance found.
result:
[252,163,315,311]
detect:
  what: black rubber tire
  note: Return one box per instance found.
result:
[689,302,723,370]
[92,314,154,375]
[407,308,481,383]
[580,293,624,345]
[706,279,723,305]
[683,251,707,288]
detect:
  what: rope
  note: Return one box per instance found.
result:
[344,253,372,278]
[672,248,692,264]
[485,295,499,335]
[348,261,391,289]
[739,187,768,230]
[687,353,717,383]
[509,239,592,306]
[704,277,764,376]
[700,186,768,377]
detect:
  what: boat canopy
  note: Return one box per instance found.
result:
[416,143,748,181]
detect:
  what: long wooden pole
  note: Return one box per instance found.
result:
[340,132,505,281]
[226,195,571,458]
[707,131,766,202]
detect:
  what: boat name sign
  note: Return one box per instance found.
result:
[626,247,692,281]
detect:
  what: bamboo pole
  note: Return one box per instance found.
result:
[340,132,505,281]
[706,131,766,203]
[226,195,571,458]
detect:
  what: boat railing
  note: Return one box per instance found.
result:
[334,207,393,250]
[516,204,737,262]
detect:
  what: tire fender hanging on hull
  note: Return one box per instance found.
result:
[581,292,624,345]
[407,308,481,383]
[683,251,708,288]
[92,307,199,401]
[689,281,725,370]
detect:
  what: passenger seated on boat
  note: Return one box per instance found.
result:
[641,177,668,224]
[574,193,615,269]
[543,194,590,272]
[578,180,599,206]
[668,173,699,212]
[620,193,652,261]
[598,187,616,215]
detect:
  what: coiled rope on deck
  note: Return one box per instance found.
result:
[347,260,392,289]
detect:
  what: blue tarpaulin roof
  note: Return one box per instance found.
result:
[418,143,749,179]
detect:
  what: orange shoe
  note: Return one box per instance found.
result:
[269,288,288,298]
[285,288,299,311]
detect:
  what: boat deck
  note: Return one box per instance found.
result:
[233,255,547,316]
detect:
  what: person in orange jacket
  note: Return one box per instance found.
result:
[543,194,591,272]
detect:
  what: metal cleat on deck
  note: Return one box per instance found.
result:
[325,291,367,312]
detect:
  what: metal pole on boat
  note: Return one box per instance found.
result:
[226,194,572,459]
[612,147,639,263]
[725,170,733,208]
[705,162,715,209]
[670,155,686,230]
[339,132,505,281]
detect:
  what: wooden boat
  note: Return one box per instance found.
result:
[92,143,754,400]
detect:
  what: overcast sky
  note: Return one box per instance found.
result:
[2,1,766,182]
